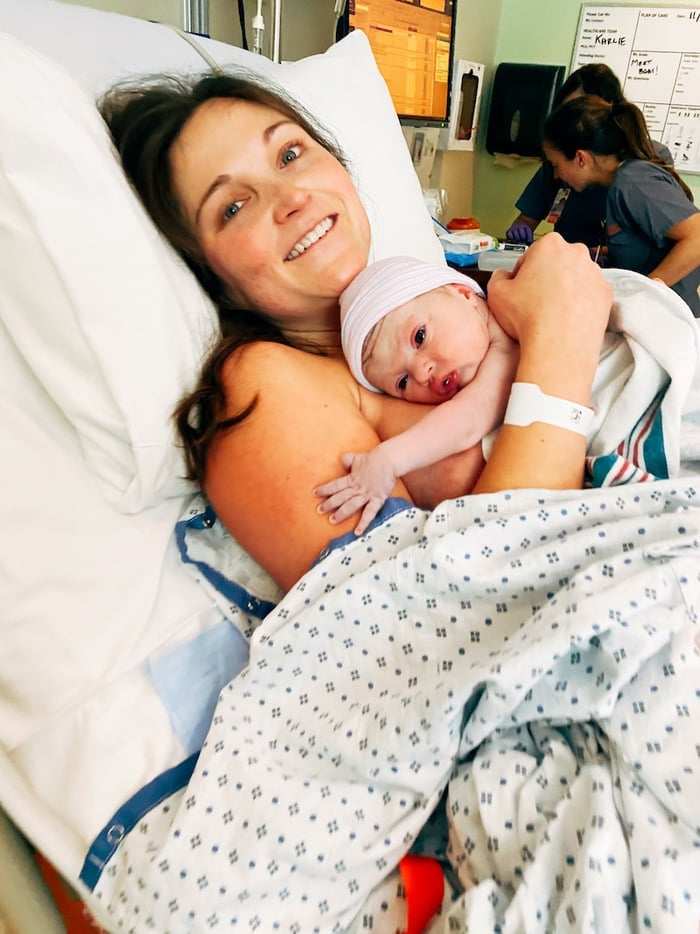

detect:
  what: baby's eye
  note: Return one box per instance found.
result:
[397,375,409,392]
[281,145,301,166]
[414,326,426,347]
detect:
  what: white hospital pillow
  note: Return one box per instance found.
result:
[0,30,219,512]
[0,2,441,512]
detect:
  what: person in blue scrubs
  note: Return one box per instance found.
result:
[505,64,672,254]
[542,95,700,317]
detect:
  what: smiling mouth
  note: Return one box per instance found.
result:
[286,216,334,261]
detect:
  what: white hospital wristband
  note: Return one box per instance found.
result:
[503,382,594,437]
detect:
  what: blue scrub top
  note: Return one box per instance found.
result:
[516,163,606,248]
[605,159,699,317]
[515,140,675,252]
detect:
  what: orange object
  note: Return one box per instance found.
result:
[35,853,106,933]
[446,217,480,231]
[399,854,445,934]
[35,848,444,933]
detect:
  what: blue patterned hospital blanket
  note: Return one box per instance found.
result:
[88,478,700,933]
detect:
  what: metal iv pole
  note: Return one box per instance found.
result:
[270,0,282,62]
[182,0,282,62]
[251,0,284,63]
[182,0,209,35]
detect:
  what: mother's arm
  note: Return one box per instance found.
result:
[204,342,411,591]
[205,343,488,588]
[475,233,612,492]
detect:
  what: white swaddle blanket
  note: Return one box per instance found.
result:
[481,269,700,486]
[586,269,699,481]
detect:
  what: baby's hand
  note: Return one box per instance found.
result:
[314,447,398,535]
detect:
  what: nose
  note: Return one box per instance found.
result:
[411,356,434,385]
[271,182,311,223]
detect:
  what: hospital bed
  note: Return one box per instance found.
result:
[1,1,700,931]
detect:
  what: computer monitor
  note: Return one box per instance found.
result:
[339,0,458,127]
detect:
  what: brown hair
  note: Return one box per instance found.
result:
[543,96,693,200]
[553,62,625,109]
[538,65,625,187]
[100,71,350,485]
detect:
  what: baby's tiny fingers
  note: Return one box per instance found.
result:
[354,498,382,536]
[316,487,356,515]
[314,475,353,498]
[329,495,368,525]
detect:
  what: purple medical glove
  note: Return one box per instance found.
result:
[505,223,534,245]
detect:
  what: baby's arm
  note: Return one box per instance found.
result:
[315,316,518,534]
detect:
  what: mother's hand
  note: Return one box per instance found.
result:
[488,232,612,357]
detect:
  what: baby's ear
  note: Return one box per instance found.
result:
[450,282,476,301]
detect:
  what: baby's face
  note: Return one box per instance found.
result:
[364,283,491,403]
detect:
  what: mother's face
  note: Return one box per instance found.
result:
[170,97,371,328]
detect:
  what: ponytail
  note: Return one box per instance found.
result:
[544,96,693,201]
[609,100,658,161]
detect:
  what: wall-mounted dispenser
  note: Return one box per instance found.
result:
[485,63,565,157]
[438,59,485,152]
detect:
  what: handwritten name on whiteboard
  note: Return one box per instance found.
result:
[594,34,627,45]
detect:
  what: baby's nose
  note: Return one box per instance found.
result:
[414,358,434,384]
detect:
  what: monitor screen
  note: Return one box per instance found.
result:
[340,0,457,126]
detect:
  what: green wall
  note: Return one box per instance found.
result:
[470,0,700,237]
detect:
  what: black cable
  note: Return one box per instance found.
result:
[237,0,249,50]
[336,4,349,43]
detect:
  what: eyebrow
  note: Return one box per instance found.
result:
[194,118,296,227]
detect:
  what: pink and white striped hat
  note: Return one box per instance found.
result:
[340,256,484,392]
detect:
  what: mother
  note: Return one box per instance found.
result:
[101,72,612,590]
[93,73,700,934]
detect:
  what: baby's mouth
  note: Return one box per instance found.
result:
[431,370,459,399]
[286,216,334,261]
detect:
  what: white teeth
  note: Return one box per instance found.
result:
[286,217,333,260]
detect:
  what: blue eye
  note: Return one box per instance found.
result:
[281,146,300,165]
[414,326,426,347]
[223,201,241,222]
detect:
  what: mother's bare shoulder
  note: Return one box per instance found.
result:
[221,341,357,410]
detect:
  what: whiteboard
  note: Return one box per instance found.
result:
[571,5,700,174]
